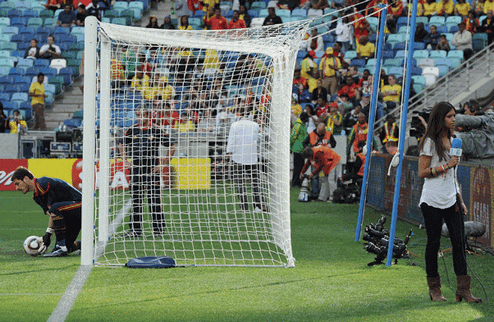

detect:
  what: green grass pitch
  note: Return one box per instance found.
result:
[1,190,493,321]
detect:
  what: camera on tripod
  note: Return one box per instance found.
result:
[362,215,413,266]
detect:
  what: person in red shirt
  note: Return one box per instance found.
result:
[333,41,344,63]
[315,97,329,117]
[365,0,388,17]
[338,76,360,105]
[353,12,371,44]
[293,69,307,89]
[187,0,202,16]
[205,7,228,30]
[387,0,403,33]
[228,10,246,29]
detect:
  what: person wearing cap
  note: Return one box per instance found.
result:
[161,16,176,29]
[301,51,317,79]
[380,114,399,154]
[452,21,474,60]
[356,35,375,60]
[319,47,341,98]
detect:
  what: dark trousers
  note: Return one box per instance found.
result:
[130,171,164,232]
[292,152,305,187]
[233,162,264,210]
[33,103,46,130]
[420,202,467,278]
[50,201,82,252]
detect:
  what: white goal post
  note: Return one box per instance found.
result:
[81,16,311,267]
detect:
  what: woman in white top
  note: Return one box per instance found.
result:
[418,102,482,303]
[335,15,354,53]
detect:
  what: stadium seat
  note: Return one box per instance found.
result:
[422,67,439,86]
[393,42,406,51]
[113,1,129,10]
[0,92,10,101]
[429,50,447,58]
[40,67,57,78]
[54,26,70,35]
[2,26,18,36]
[386,34,405,45]
[412,50,429,59]
[34,59,50,68]
[44,83,55,95]
[0,42,17,51]
[429,16,445,26]
[449,25,459,33]
[350,58,366,68]
[448,57,462,69]
[292,8,306,17]
[0,50,10,59]
[43,17,57,26]
[433,58,452,67]
[413,42,425,50]
[11,92,28,103]
[413,83,424,93]
[0,57,14,68]
[472,33,488,51]
[39,9,53,19]
[25,66,41,78]
[307,8,322,17]
[16,1,31,10]
[397,26,408,35]
[382,50,394,59]
[445,16,462,28]
[436,65,449,77]
[388,67,404,76]
[24,9,39,19]
[412,75,426,86]
[48,75,64,95]
[11,17,27,27]
[58,67,73,85]
[417,58,435,68]
[384,58,402,67]
[343,50,357,60]
[19,26,36,36]
[251,1,266,9]
[9,67,25,76]
[7,9,23,19]
[0,17,10,27]
[394,50,406,59]
[4,84,20,93]
[14,75,31,85]
[50,58,66,72]
[10,50,24,58]
[19,102,33,121]
[0,34,12,42]
[129,1,144,11]
[112,17,128,26]
[0,2,15,10]
[27,17,43,27]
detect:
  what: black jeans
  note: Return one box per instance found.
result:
[292,152,305,187]
[130,169,164,233]
[233,163,264,210]
[420,202,467,278]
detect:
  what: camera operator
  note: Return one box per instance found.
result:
[455,104,494,159]
[7,110,28,134]
[39,36,61,60]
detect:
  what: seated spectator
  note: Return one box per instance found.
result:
[357,69,371,93]
[342,104,362,133]
[381,74,401,111]
[7,110,28,134]
[204,8,228,30]
[312,78,328,103]
[228,10,246,29]
[306,28,324,52]
[57,4,76,27]
[179,16,194,30]
[45,0,61,13]
[424,25,442,50]
[360,92,385,122]
[464,11,480,34]
[452,22,474,59]
[347,66,360,84]
[437,0,454,16]
[414,22,429,43]
[146,15,160,29]
[314,96,329,118]
[338,76,360,105]
[239,5,251,27]
[277,0,300,10]
[422,0,438,17]
[478,10,494,44]
[386,1,403,34]
[436,34,451,52]
[301,51,317,80]
[161,15,176,29]
[76,4,87,26]
[130,69,151,93]
[337,93,353,114]
[86,0,101,20]
[485,0,494,15]
[307,69,320,93]
[263,7,283,26]
[455,0,471,18]
[356,35,375,60]
[40,36,61,59]
[24,39,40,60]
[174,111,196,132]
[293,69,307,90]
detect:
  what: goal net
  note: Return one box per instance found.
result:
[82,17,310,267]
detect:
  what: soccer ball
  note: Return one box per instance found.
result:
[23,236,46,256]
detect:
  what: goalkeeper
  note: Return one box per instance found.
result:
[12,167,82,257]
[119,106,175,238]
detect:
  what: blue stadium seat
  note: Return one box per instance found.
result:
[11,17,27,27]
[412,50,429,59]
[24,10,40,20]
[34,59,50,68]
[19,26,36,35]
[434,58,452,67]
[63,118,82,129]
[39,67,57,77]
[59,67,73,86]
[0,66,10,76]
[9,67,25,76]
[437,65,449,77]
[411,66,422,76]
[0,50,10,59]
[393,42,406,51]
[14,75,31,85]
[10,34,28,46]
[11,92,28,103]
[382,50,394,59]
[388,67,404,76]
[430,50,447,58]
[26,66,41,78]
[394,50,406,59]
[54,26,70,35]
[413,42,425,50]
[4,84,20,93]
[7,9,23,19]
[429,16,445,26]
[292,8,306,17]
[350,58,366,68]
[10,50,24,58]
[0,92,10,101]
[447,49,464,60]
[384,58,402,67]
[19,102,33,121]
[2,26,18,36]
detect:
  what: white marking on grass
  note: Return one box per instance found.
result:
[47,200,131,322]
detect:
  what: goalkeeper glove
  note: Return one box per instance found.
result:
[43,228,54,248]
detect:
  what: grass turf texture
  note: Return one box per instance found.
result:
[0,190,493,321]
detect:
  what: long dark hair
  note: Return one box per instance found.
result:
[419,101,455,162]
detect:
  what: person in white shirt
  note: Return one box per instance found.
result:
[418,101,481,303]
[39,36,61,59]
[335,14,354,53]
[226,110,266,212]
[451,22,474,60]
[306,28,324,52]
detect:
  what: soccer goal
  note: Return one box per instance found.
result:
[81,17,310,267]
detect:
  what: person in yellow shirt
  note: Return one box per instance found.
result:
[455,0,471,18]
[159,76,175,100]
[319,47,341,97]
[203,49,220,70]
[307,69,320,93]
[423,0,437,17]
[131,70,151,93]
[381,74,402,111]
[174,112,195,132]
[7,110,28,134]
[301,51,317,79]
[291,95,302,118]
[178,16,194,30]
[28,72,48,130]
[356,35,375,60]
[438,0,455,16]
[485,0,494,14]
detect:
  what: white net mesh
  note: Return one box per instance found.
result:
[89,20,311,267]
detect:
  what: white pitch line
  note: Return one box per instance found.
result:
[47,200,131,322]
